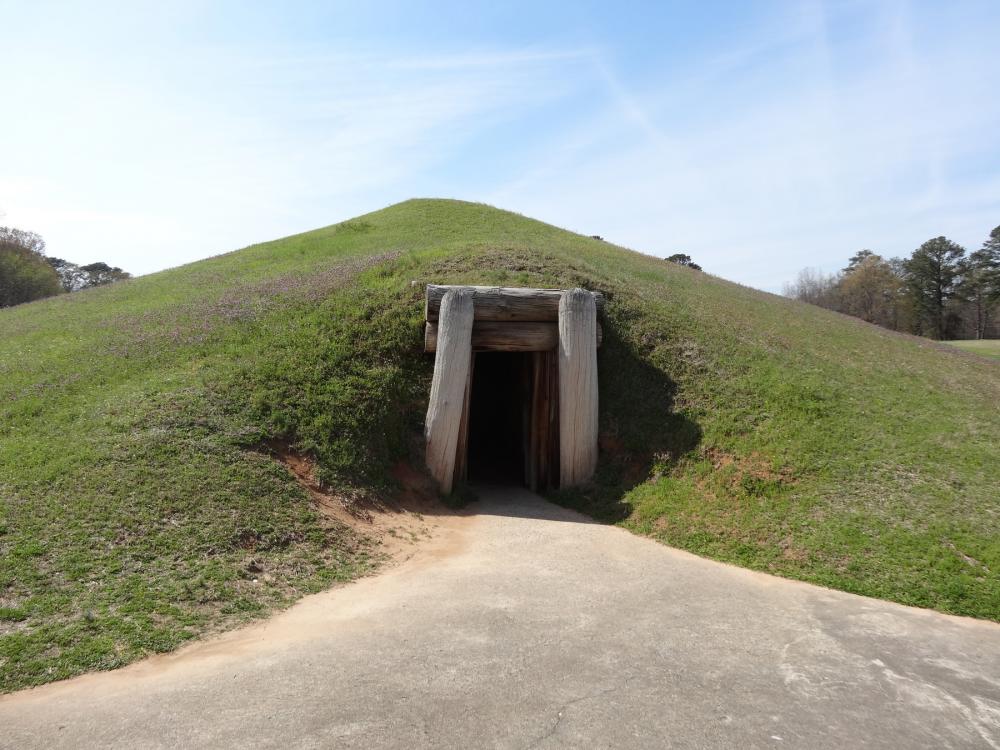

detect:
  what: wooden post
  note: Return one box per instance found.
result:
[558,289,599,487]
[425,289,474,494]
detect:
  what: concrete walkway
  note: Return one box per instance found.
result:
[2,487,999,749]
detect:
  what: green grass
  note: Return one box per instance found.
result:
[2,198,999,692]
[945,339,1000,361]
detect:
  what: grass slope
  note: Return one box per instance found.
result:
[2,199,999,692]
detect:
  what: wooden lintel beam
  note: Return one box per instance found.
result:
[424,321,603,353]
[426,285,604,322]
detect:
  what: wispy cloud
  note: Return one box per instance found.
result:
[384,47,598,71]
[487,2,1000,290]
[2,1,998,289]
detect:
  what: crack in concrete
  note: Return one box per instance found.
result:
[525,679,629,749]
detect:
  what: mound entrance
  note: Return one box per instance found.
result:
[422,285,603,494]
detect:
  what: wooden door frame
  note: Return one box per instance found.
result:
[424,286,600,494]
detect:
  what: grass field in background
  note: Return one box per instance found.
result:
[946,339,1000,361]
[2,199,999,692]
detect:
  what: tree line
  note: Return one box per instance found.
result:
[783,225,1000,340]
[0,227,131,308]
[665,253,703,271]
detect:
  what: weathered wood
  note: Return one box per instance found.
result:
[453,355,474,485]
[558,289,599,487]
[528,352,542,492]
[547,348,560,489]
[424,321,602,353]
[527,349,559,492]
[521,355,531,487]
[426,285,604,322]
[424,289,474,494]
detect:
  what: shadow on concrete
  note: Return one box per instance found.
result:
[465,484,598,524]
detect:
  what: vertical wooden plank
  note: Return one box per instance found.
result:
[528,352,543,492]
[529,348,555,491]
[521,354,531,487]
[521,355,529,488]
[547,348,560,490]
[533,349,559,492]
[453,354,475,486]
[558,289,599,487]
[425,289,474,494]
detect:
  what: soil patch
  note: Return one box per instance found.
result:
[270,443,446,563]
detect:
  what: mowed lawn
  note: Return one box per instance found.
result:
[946,339,1000,361]
[2,199,999,694]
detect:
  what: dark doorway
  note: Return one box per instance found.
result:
[463,350,560,491]
[467,352,528,484]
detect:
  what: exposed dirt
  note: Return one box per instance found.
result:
[704,447,795,485]
[269,443,450,565]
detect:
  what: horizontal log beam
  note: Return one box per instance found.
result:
[426,285,604,322]
[425,321,602,353]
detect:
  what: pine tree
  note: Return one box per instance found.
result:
[960,226,1000,338]
[904,237,965,340]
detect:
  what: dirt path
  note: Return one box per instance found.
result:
[2,486,999,749]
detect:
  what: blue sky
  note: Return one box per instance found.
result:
[2,1,999,291]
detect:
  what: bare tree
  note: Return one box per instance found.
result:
[838,253,902,328]
[782,267,840,309]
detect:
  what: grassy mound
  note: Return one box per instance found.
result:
[2,199,998,691]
